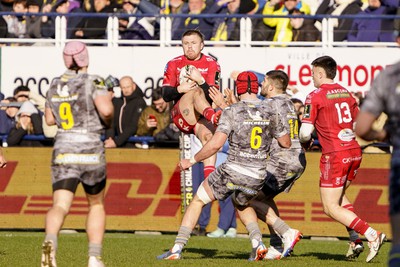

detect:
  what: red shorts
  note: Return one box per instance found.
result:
[319,148,362,188]
[171,101,195,134]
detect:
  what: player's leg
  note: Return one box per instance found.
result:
[341,194,364,259]
[195,121,217,179]
[191,161,208,236]
[320,185,385,262]
[236,203,267,261]
[179,88,221,125]
[265,198,302,258]
[84,182,106,267]
[157,180,215,260]
[42,182,77,267]
[345,150,385,262]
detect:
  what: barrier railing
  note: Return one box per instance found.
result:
[1,12,399,48]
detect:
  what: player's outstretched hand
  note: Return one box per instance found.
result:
[179,159,192,170]
[224,88,238,105]
[209,86,228,109]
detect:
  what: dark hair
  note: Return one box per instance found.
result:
[311,56,337,79]
[5,96,17,102]
[151,87,163,101]
[265,70,289,91]
[291,98,303,105]
[182,29,205,43]
[13,85,30,96]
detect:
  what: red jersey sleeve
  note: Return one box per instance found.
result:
[205,59,221,88]
[162,58,178,87]
[302,90,318,125]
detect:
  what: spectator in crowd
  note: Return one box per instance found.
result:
[205,0,258,42]
[3,0,27,38]
[136,87,172,137]
[0,97,19,134]
[105,75,147,148]
[160,0,189,39]
[172,0,214,40]
[41,41,113,267]
[206,0,241,42]
[315,0,362,42]
[13,85,57,138]
[347,0,399,42]
[355,34,400,267]
[0,16,6,40]
[74,0,115,39]
[118,0,160,41]
[299,55,385,262]
[0,97,19,135]
[290,8,320,41]
[25,0,43,38]
[252,0,278,42]
[41,0,85,39]
[7,101,44,146]
[0,0,14,11]
[262,0,311,43]
[158,71,291,261]
[0,147,6,168]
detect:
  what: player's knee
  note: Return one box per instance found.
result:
[196,183,212,204]
[54,202,71,214]
[199,131,213,143]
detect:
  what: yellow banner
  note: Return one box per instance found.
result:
[0,148,391,238]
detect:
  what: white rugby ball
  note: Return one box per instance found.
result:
[179,65,194,84]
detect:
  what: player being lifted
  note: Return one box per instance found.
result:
[162,29,222,181]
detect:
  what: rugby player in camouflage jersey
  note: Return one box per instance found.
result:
[250,70,305,260]
[41,41,113,267]
[157,71,291,261]
[356,49,400,266]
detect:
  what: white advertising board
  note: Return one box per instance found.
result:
[1,46,399,103]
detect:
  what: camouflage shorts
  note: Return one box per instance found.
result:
[207,163,265,207]
[262,152,306,197]
[51,138,106,187]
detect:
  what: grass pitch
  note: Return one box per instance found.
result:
[0,231,389,266]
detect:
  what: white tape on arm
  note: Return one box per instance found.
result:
[299,123,314,143]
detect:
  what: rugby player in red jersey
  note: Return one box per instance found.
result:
[162,29,222,180]
[299,55,385,263]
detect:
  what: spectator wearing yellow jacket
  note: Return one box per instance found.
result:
[262,0,311,43]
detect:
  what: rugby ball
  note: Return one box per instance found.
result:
[179,65,194,84]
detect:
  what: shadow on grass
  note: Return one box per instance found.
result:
[301,252,349,261]
[182,248,249,260]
